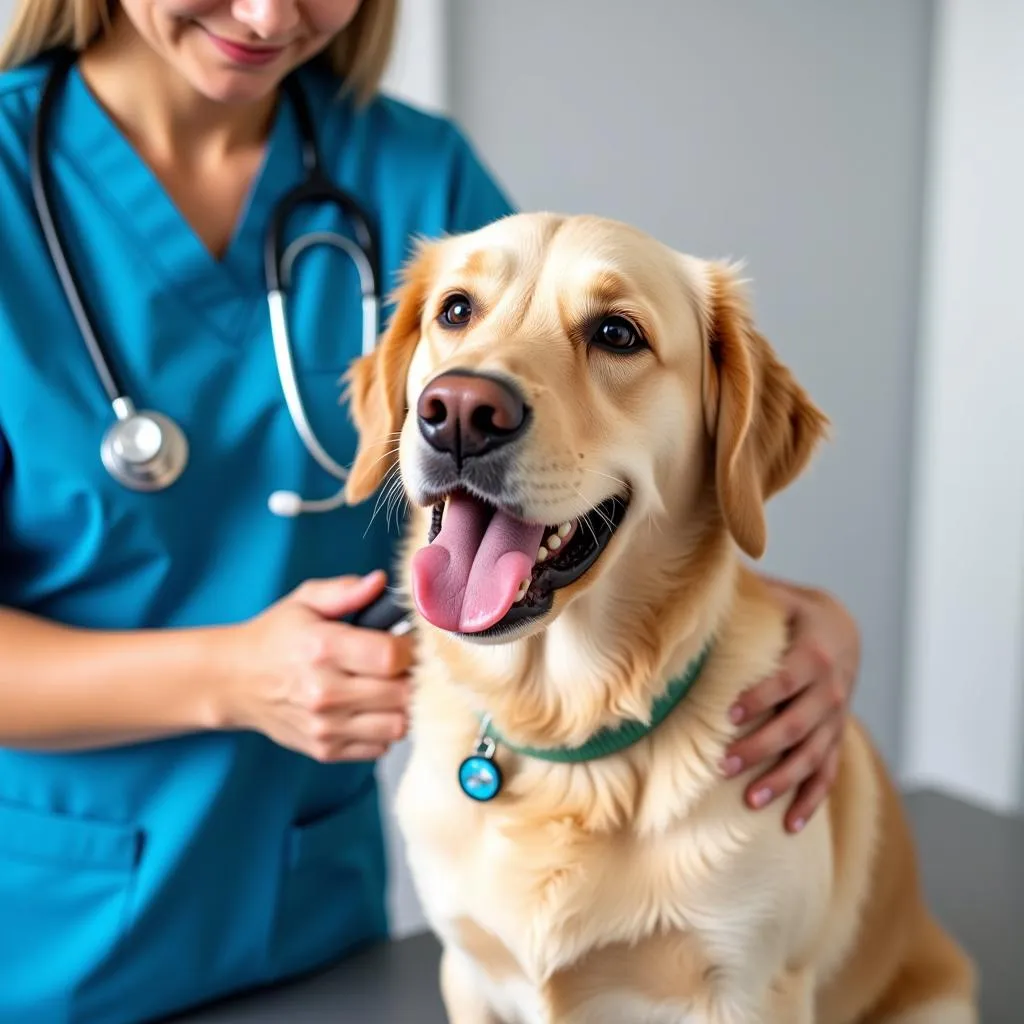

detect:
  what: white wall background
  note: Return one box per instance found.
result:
[378,0,446,113]
[902,0,1024,814]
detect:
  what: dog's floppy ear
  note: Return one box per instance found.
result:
[701,262,829,559]
[343,240,438,504]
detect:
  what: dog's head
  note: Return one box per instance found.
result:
[345,213,827,643]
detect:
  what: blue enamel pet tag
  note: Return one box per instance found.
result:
[458,717,502,801]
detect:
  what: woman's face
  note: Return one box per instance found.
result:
[116,0,365,102]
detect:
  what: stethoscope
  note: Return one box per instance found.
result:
[30,49,381,517]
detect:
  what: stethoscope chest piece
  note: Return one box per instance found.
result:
[100,398,189,492]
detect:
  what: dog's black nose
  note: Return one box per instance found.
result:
[417,372,527,462]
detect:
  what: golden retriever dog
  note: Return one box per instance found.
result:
[342,212,977,1023]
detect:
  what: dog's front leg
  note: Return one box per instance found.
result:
[440,945,503,1024]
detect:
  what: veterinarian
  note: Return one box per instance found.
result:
[0,1,862,1020]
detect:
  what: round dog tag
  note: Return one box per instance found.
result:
[458,737,502,802]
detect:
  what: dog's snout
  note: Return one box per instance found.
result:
[417,372,527,462]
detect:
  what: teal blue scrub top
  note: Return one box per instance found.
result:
[0,51,514,1023]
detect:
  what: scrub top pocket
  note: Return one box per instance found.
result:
[0,800,142,1018]
[267,776,388,982]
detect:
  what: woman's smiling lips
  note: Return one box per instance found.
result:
[203,29,287,67]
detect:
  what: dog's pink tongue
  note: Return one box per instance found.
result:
[411,492,545,633]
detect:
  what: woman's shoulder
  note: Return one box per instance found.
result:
[301,59,466,147]
[0,54,51,133]
[0,57,54,226]
[358,91,469,155]
[0,52,49,97]
[302,61,478,163]
[0,54,56,191]
[354,92,496,190]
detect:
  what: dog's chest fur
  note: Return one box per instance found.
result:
[395,682,829,1022]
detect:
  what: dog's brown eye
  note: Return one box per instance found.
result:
[592,315,645,353]
[439,294,473,327]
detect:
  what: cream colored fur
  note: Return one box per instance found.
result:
[342,213,978,1023]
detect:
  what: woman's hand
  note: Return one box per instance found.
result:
[721,578,860,833]
[216,570,412,763]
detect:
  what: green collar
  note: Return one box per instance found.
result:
[481,644,711,764]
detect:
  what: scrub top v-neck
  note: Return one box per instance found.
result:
[0,49,514,1024]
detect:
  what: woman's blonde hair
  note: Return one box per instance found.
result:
[0,0,398,105]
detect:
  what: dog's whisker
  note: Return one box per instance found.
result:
[363,443,402,474]
[351,448,401,501]
[375,459,401,496]
[367,470,395,521]
[349,434,403,470]
[383,497,404,536]
[569,481,622,536]
[582,467,629,491]
[363,494,392,538]
[362,432,403,450]
[380,468,402,506]
[382,474,409,533]
[388,490,411,534]
[591,500,618,535]
[384,487,400,532]
[364,463,404,537]
[571,485,604,545]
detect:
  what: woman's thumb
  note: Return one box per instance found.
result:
[292,571,387,619]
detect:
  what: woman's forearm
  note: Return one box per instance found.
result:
[0,606,234,751]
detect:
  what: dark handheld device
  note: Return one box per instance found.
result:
[345,591,413,635]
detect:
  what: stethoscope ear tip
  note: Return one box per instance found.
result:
[268,490,303,517]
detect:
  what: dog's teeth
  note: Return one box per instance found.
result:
[557,522,572,538]
[536,546,549,563]
[515,578,530,602]
[547,534,562,551]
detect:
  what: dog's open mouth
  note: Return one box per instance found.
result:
[409,489,630,637]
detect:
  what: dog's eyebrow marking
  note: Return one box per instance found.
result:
[557,267,636,337]
[588,268,632,305]
[457,246,515,286]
